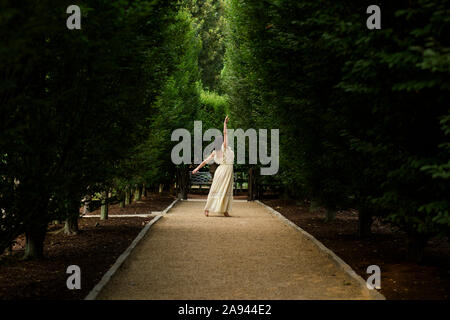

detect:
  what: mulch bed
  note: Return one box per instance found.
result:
[86,193,176,215]
[262,198,450,300]
[0,193,175,300]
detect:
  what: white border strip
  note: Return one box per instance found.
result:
[182,198,248,203]
[255,200,385,300]
[82,213,161,218]
[84,198,179,300]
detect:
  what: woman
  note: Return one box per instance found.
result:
[192,115,234,217]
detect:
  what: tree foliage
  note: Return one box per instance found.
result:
[0,0,177,257]
[221,0,450,259]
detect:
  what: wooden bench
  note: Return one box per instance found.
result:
[255,175,282,200]
[189,171,239,194]
[189,171,212,194]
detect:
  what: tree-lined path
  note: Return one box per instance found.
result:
[2,0,448,300]
[96,201,382,300]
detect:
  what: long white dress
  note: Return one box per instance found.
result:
[204,144,234,213]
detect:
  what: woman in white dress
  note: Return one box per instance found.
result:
[192,116,234,217]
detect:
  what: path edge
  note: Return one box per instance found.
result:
[84,198,179,300]
[255,200,385,300]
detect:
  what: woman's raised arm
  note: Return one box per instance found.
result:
[223,115,229,149]
[192,151,215,174]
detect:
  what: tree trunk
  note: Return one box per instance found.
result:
[158,184,163,195]
[177,167,189,200]
[82,194,91,215]
[143,184,147,198]
[135,185,142,201]
[64,215,79,235]
[248,168,254,201]
[281,190,290,200]
[101,191,108,220]
[64,198,80,235]
[406,234,428,263]
[324,208,336,222]
[125,187,131,205]
[357,208,372,238]
[23,225,47,260]
[309,200,320,212]
[119,190,125,208]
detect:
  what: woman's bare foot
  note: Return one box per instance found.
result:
[224,212,230,217]
[204,210,209,217]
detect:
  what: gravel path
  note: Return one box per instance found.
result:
[96,200,380,299]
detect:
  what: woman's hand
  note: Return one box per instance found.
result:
[192,168,198,174]
[224,115,229,124]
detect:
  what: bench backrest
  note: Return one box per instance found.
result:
[189,171,240,186]
[190,172,212,185]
